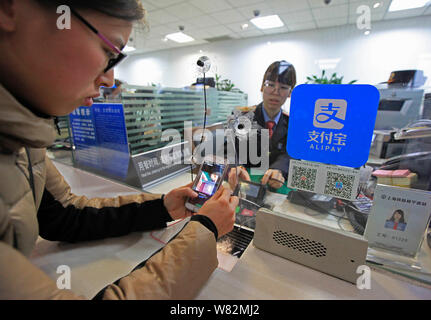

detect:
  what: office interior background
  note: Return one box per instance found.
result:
[117,0,431,109]
[34,0,431,299]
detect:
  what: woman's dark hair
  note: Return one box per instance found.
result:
[262,60,297,88]
[35,0,146,22]
[389,209,406,224]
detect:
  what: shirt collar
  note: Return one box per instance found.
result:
[262,106,281,126]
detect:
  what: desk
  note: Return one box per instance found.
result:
[197,245,431,299]
[30,161,431,299]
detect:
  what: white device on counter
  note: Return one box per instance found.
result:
[254,208,369,284]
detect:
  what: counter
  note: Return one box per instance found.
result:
[29,160,431,299]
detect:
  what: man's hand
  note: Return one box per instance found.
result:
[228,166,251,190]
[198,186,239,238]
[261,169,285,189]
[163,183,198,220]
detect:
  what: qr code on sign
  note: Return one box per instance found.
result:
[324,171,355,200]
[290,165,317,191]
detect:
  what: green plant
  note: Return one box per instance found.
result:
[306,70,357,84]
[215,73,243,92]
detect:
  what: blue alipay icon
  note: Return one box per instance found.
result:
[287,84,380,168]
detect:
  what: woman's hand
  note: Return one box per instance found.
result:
[261,169,285,189]
[197,186,239,238]
[163,183,198,220]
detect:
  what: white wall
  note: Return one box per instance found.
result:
[116,15,431,109]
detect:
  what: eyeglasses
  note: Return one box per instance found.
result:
[263,80,292,94]
[70,8,127,73]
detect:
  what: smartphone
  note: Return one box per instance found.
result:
[185,157,229,213]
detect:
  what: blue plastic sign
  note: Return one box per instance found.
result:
[69,103,130,179]
[287,84,380,168]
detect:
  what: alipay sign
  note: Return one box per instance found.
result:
[287,84,380,168]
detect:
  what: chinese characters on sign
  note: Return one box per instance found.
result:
[132,142,191,189]
[69,103,130,179]
[380,193,427,206]
[137,157,160,172]
[307,131,347,153]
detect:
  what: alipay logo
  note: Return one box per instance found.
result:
[287,84,380,168]
[313,99,347,130]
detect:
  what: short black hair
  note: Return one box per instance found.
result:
[35,0,146,22]
[262,60,296,88]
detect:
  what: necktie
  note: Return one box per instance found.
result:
[266,121,276,138]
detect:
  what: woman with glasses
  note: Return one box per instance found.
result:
[0,0,238,300]
[229,60,297,190]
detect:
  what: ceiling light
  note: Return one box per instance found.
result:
[389,0,430,11]
[241,23,249,30]
[250,15,284,30]
[364,30,371,35]
[373,2,381,8]
[165,32,195,43]
[123,45,136,53]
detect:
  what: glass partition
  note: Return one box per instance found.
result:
[122,85,247,155]
[48,85,248,189]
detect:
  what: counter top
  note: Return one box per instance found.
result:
[30,161,431,299]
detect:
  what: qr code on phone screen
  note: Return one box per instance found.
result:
[290,165,317,191]
[324,171,355,199]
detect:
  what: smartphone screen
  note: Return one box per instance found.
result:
[188,162,226,209]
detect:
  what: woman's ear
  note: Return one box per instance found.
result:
[0,0,17,32]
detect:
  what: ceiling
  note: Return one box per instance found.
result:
[130,0,431,54]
